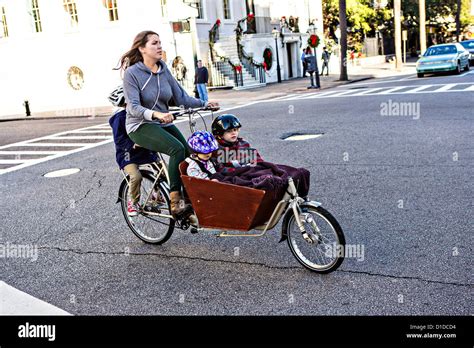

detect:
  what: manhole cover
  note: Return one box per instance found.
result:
[43,168,81,178]
[281,132,324,141]
[350,86,368,89]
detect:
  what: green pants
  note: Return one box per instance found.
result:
[129,124,190,192]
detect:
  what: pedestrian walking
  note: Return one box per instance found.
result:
[321,46,330,76]
[301,48,307,77]
[194,60,209,102]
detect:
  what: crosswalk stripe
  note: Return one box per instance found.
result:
[402,85,433,93]
[378,86,407,94]
[0,151,63,155]
[351,87,385,95]
[433,83,456,92]
[15,143,87,147]
[267,83,474,102]
[301,91,340,99]
[72,130,112,134]
[0,281,71,315]
[272,93,298,100]
[0,159,35,164]
[46,135,112,140]
[330,90,359,97]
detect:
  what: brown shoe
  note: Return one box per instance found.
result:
[169,191,193,219]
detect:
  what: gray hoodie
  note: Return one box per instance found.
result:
[123,60,206,134]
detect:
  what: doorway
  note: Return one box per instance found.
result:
[286,43,293,78]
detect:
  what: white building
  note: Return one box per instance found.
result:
[0,0,323,117]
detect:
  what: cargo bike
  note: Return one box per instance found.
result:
[117,106,346,273]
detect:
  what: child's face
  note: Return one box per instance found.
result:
[197,152,212,160]
[222,128,240,143]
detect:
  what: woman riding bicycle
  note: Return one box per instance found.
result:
[116,30,219,218]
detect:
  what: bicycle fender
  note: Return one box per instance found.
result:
[279,200,322,243]
[116,177,129,204]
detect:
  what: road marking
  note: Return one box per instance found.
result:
[378,86,407,94]
[346,70,473,86]
[269,82,474,101]
[432,83,456,92]
[14,143,89,147]
[0,150,63,155]
[0,102,256,175]
[0,159,35,164]
[271,93,298,100]
[0,123,113,175]
[72,130,112,134]
[46,135,112,140]
[325,90,357,97]
[351,87,385,95]
[0,281,71,315]
[463,84,474,91]
[401,85,433,93]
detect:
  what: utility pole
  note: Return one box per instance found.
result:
[339,0,348,81]
[394,0,402,71]
[419,0,426,55]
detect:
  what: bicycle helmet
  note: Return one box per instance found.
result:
[108,85,125,107]
[211,114,241,137]
[187,131,219,154]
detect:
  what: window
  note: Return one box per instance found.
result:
[196,0,203,19]
[0,6,8,38]
[223,0,231,19]
[31,0,42,33]
[103,0,119,21]
[160,0,167,17]
[63,0,79,27]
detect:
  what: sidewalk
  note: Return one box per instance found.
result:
[0,59,417,122]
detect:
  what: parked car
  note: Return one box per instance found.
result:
[460,39,474,65]
[416,43,470,77]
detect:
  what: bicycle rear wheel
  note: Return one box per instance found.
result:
[120,171,175,244]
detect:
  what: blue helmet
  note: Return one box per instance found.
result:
[187,131,219,154]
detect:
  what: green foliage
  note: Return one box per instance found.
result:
[323,0,391,51]
[323,0,473,52]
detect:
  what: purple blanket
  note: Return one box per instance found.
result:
[211,161,310,198]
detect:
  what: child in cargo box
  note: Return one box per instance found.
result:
[211,114,310,198]
[185,130,219,181]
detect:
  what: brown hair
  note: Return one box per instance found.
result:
[115,30,159,71]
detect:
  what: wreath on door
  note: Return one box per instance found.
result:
[263,48,273,70]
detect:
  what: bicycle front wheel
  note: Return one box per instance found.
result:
[120,171,175,244]
[285,205,345,273]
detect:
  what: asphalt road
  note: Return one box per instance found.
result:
[1,71,472,315]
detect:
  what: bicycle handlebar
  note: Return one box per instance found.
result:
[170,106,220,119]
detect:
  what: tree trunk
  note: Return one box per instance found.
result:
[339,0,348,81]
